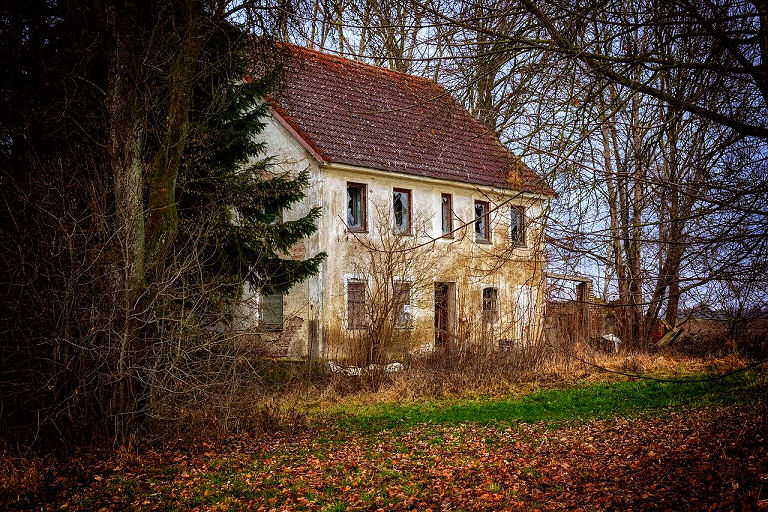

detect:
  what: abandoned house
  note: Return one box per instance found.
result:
[245,44,555,360]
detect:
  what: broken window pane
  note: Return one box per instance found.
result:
[475,200,490,242]
[347,183,366,230]
[393,189,411,234]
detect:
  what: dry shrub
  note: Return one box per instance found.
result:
[312,341,560,403]
[0,450,57,508]
[138,335,317,441]
[248,400,307,435]
[319,371,395,400]
[735,332,768,359]
[618,355,643,375]
[143,393,307,442]
[577,350,752,383]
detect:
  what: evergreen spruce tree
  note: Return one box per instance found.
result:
[176,31,325,325]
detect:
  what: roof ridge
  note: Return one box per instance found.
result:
[283,42,437,86]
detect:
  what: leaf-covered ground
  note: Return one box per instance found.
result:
[5,374,768,511]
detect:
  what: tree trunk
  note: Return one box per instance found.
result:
[103,0,207,439]
[145,1,206,282]
[105,3,147,439]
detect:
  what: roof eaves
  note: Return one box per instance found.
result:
[524,182,558,198]
[324,161,551,198]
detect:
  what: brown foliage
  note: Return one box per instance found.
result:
[4,403,766,510]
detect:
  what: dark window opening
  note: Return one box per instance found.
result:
[434,282,455,346]
[511,207,526,247]
[347,183,367,231]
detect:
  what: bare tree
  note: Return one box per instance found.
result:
[342,200,438,365]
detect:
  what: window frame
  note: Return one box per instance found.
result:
[347,280,367,330]
[393,187,412,235]
[510,206,526,247]
[260,293,284,331]
[393,281,413,328]
[482,287,498,324]
[346,182,367,233]
[441,193,453,238]
[474,200,491,243]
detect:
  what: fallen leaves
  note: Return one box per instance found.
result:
[4,403,767,511]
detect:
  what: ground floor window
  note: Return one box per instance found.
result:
[394,281,412,328]
[347,281,367,329]
[482,287,498,323]
[260,293,284,330]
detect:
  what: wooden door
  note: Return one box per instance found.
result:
[435,283,448,346]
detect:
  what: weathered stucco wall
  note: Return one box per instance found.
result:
[241,114,324,358]
[253,113,548,360]
[318,163,547,361]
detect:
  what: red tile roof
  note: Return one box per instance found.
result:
[269,44,554,195]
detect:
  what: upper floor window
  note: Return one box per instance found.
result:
[474,200,490,243]
[347,281,367,329]
[260,293,284,331]
[441,193,453,237]
[393,188,412,234]
[511,207,526,247]
[482,287,498,323]
[347,183,367,232]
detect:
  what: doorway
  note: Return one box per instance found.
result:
[434,282,456,346]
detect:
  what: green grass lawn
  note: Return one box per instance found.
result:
[320,368,768,433]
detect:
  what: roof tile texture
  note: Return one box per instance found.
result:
[270,45,552,194]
